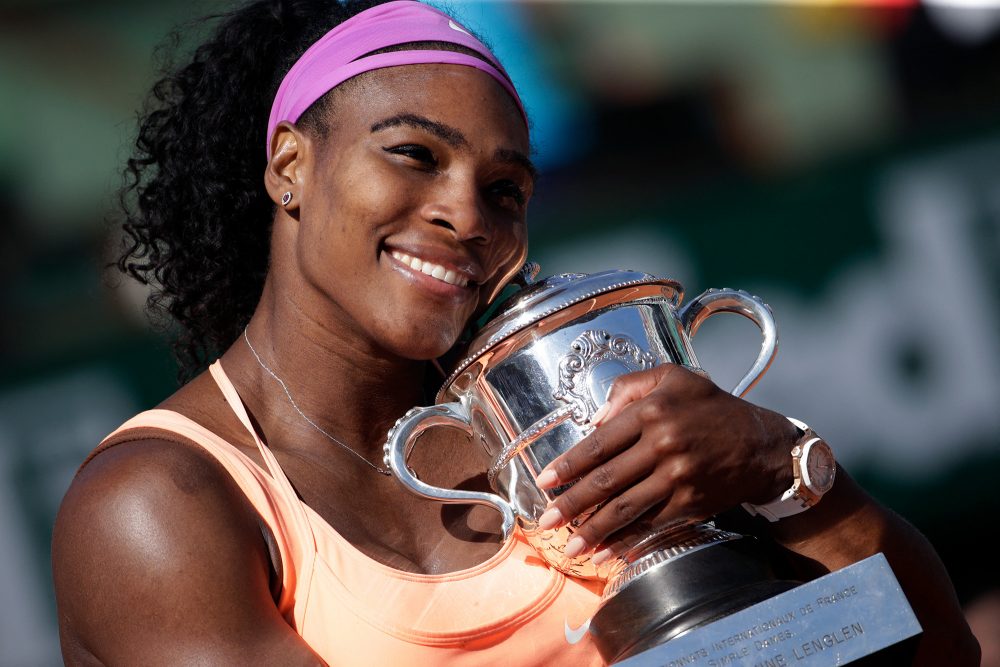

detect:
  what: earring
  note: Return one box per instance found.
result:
[281,191,292,207]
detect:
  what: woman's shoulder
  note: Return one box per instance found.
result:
[68,365,238,486]
[70,361,250,504]
[50,384,318,664]
[53,365,265,590]
[53,419,264,572]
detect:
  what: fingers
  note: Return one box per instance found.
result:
[591,364,682,428]
[591,506,686,565]
[531,364,722,560]
[537,364,700,490]
[541,446,692,560]
[538,426,650,530]
[561,482,675,561]
[537,408,643,495]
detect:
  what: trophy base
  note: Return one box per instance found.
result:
[602,552,921,667]
[591,535,798,664]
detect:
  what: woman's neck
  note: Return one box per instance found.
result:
[222,285,436,467]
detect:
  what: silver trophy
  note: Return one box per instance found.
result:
[383,264,920,665]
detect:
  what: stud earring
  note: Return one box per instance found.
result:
[281,191,292,207]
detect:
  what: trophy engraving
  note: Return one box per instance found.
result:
[555,330,657,425]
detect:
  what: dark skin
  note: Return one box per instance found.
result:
[51,65,979,666]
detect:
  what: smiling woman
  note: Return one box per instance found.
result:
[49,1,979,666]
[270,63,530,360]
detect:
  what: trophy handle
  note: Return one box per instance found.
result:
[383,403,517,540]
[678,289,777,398]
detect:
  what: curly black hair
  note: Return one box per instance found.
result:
[117,0,512,383]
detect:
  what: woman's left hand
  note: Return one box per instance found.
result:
[534,363,799,563]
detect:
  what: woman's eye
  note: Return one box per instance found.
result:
[385,144,436,165]
[489,180,526,207]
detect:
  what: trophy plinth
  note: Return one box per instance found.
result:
[612,553,920,667]
[590,531,799,663]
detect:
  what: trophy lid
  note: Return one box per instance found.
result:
[442,264,684,390]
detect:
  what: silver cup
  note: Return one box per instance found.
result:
[384,264,798,662]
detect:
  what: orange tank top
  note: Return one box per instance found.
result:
[93,361,606,666]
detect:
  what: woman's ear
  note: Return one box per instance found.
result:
[265,121,309,212]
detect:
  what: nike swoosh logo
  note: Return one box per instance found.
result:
[448,20,472,36]
[565,618,591,645]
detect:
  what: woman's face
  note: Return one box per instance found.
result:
[289,64,532,361]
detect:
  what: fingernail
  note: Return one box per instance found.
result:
[592,548,614,565]
[564,536,588,559]
[536,468,559,489]
[591,402,611,426]
[538,507,565,530]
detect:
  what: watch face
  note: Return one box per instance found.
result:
[803,440,836,494]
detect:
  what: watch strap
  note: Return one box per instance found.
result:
[742,418,828,523]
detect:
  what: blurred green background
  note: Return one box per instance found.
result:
[2,1,1000,664]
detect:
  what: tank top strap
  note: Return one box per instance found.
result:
[208,360,318,555]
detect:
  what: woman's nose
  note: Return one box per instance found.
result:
[420,178,489,243]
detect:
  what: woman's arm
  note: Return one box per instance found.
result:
[765,467,979,664]
[51,439,326,666]
[535,364,980,666]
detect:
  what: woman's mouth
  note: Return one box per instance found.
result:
[389,250,471,288]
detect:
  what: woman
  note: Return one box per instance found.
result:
[51,1,978,665]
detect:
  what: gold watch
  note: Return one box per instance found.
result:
[742,418,836,522]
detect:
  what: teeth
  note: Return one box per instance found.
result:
[390,251,469,287]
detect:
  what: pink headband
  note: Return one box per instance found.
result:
[266,0,526,158]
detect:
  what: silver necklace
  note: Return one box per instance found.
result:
[243,328,392,476]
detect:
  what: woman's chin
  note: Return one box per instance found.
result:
[382,327,464,364]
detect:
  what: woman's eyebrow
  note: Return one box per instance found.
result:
[371,112,536,181]
[495,147,538,184]
[371,113,468,147]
